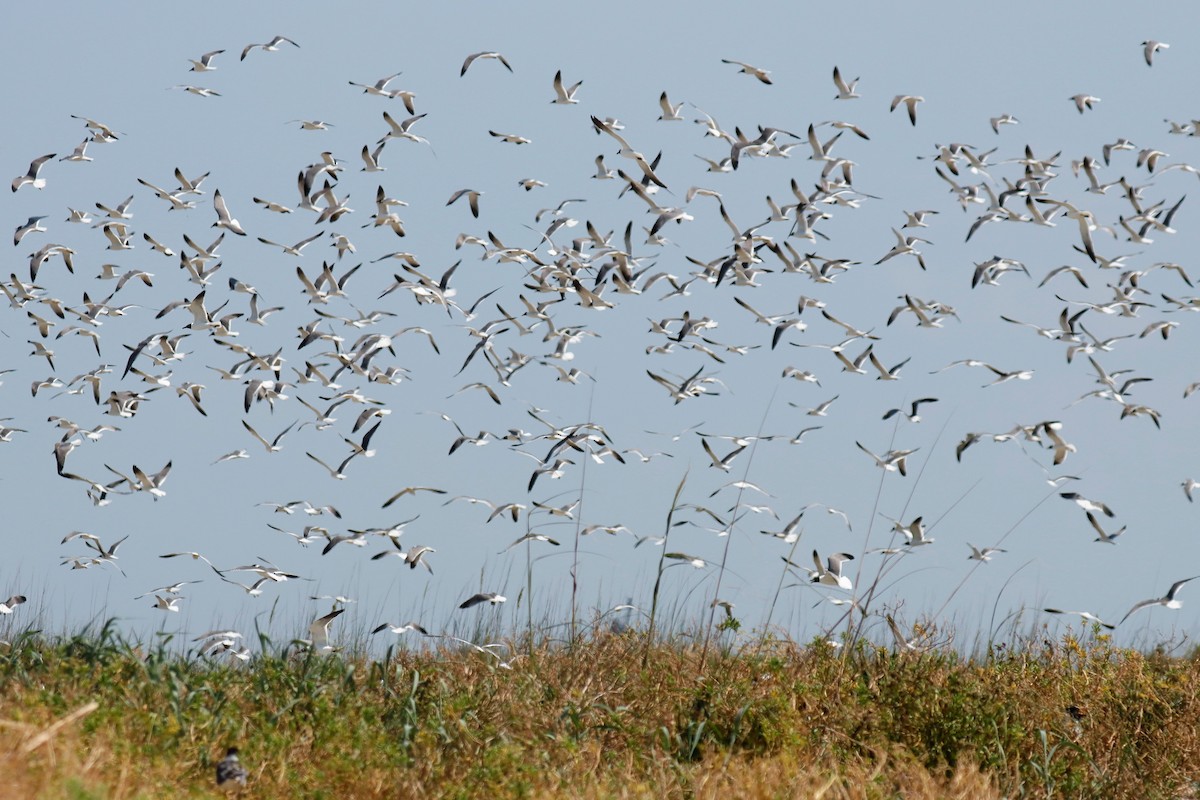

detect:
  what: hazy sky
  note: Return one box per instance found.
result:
[3,1,1199,652]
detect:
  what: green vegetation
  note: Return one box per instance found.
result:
[5,620,1200,799]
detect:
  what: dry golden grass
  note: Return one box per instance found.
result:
[3,625,1200,799]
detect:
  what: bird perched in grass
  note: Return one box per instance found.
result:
[216,746,248,793]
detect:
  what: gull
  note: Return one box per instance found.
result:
[136,177,195,210]
[158,551,217,568]
[14,216,48,246]
[446,188,482,218]
[762,512,804,543]
[1121,576,1199,625]
[62,532,129,567]
[71,115,121,141]
[831,66,859,99]
[459,592,506,608]
[658,91,684,120]
[267,523,326,546]
[288,119,334,131]
[0,422,27,442]
[855,441,917,476]
[811,550,853,590]
[502,533,560,552]
[1183,478,1199,502]
[106,461,172,498]
[172,85,221,97]
[1044,609,1115,630]
[781,366,821,384]
[1038,265,1088,288]
[66,207,93,224]
[591,116,669,188]
[868,351,910,381]
[242,419,296,453]
[348,70,402,95]
[884,616,939,652]
[882,397,938,422]
[890,95,924,126]
[372,621,429,636]
[531,499,580,519]
[1061,492,1114,517]
[357,142,388,172]
[96,194,134,220]
[134,580,201,599]
[381,111,429,145]
[1086,511,1126,544]
[551,69,582,104]
[695,155,732,173]
[484,130,532,146]
[304,608,344,652]
[665,553,707,569]
[804,395,839,417]
[153,595,182,612]
[721,58,772,84]
[60,139,93,163]
[729,126,799,169]
[820,119,870,141]
[212,449,248,465]
[646,365,711,404]
[240,35,300,61]
[215,747,248,792]
[967,544,1007,562]
[320,531,369,556]
[188,49,224,71]
[101,221,134,250]
[1041,421,1077,466]
[989,114,1020,134]
[306,450,355,480]
[253,197,292,214]
[890,516,933,546]
[381,485,446,508]
[460,51,512,76]
[213,190,247,235]
[1070,94,1100,113]
[352,74,416,112]
[12,153,55,192]
[257,231,322,256]
[700,438,748,472]
[517,178,546,191]
[1100,138,1137,166]
[592,154,615,179]
[875,227,929,270]
[691,104,734,143]
[1142,40,1169,66]
[787,427,822,445]
[0,595,27,614]
[981,363,1034,387]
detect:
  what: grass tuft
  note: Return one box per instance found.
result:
[5,625,1200,798]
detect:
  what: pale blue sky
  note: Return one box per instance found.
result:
[2,1,1199,652]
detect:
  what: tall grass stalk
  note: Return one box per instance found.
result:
[932,486,1057,621]
[842,413,957,648]
[755,524,806,657]
[645,470,689,666]
[568,382,598,650]
[699,386,777,663]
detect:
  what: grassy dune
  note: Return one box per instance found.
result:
[4,621,1200,799]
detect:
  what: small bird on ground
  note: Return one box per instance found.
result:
[215,746,248,792]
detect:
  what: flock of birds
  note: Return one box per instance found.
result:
[4,28,1200,681]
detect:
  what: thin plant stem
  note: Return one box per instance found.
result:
[699,385,778,664]
[568,382,598,650]
[645,469,689,667]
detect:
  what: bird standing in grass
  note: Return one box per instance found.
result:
[215,746,248,793]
